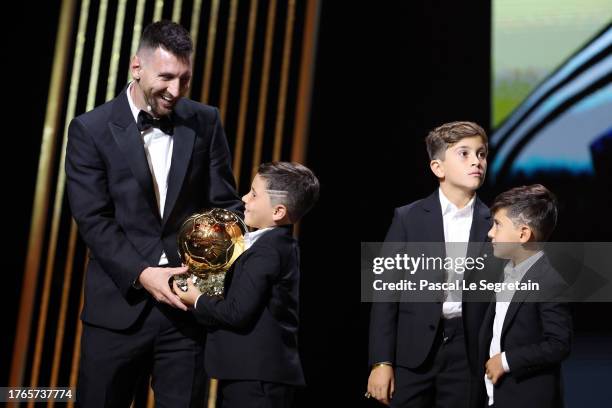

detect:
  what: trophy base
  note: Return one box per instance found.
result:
[174,273,225,298]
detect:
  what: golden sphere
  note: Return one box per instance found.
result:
[176,208,246,296]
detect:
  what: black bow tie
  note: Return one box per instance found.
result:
[136,110,174,135]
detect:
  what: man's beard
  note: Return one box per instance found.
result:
[144,90,174,117]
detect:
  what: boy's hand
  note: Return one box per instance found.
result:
[485,353,506,385]
[172,277,201,307]
[367,364,394,405]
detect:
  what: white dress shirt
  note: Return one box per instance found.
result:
[485,250,544,406]
[126,81,174,265]
[243,227,275,250]
[439,188,475,319]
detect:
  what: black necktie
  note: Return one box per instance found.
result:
[137,110,174,135]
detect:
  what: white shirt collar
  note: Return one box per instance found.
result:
[126,81,142,123]
[438,188,476,217]
[504,251,544,281]
[244,227,275,249]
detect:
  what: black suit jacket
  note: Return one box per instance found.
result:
[369,191,495,374]
[194,226,305,386]
[66,88,243,330]
[477,255,572,408]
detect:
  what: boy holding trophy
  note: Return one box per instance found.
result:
[175,161,319,408]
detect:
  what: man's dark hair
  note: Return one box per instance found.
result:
[425,121,488,160]
[491,184,558,241]
[138,20,193,61]
[257,162,320,222]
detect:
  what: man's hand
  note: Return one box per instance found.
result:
[138,266,189,311]
[485,353,506,385]
[172,277,201,307]
[367,364,394,405]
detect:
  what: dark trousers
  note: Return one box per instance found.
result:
[391,317,471,408]
[218,380,295,408]
[77,302,207,408]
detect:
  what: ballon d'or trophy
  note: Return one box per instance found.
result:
[175,208,247,297]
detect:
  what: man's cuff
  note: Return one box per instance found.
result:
[501,352,510,372]
[371,361,393,369]
[132,266,148,289]
[194,293,204,309]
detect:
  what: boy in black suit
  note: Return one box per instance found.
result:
[368,121,493,407]
[174,161,319,408]
[480,184,572,408]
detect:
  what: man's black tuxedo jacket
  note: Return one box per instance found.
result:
[477,255,572,408]
[194,226,305,386]
[66,88,243,330]
[369,191,495,375]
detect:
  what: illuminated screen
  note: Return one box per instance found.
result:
[490,0,612,181]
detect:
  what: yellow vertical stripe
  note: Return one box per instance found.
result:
[66,266,86,408]
[187,0,203,99]
[251,0,277,180]
[291,0,320,164]
[190,0,203,50]
[48,220,79,408]
[146,380,155,408]
[86,0,109,111]
[273,0,296,161]
[219,0,239,123]
[232,0,258,186]
[208,379,219,408]
[172,0,183,22]
[200,0,220,103]
[153,0,164,22]
[127,0,147,82]
[106,0,128,101]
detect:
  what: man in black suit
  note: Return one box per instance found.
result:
[65,21,242,407]
[368,122,496,407]
[174,162,320,408]
[478,184,571,408]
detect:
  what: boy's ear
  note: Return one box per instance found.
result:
[430,159,445,179]
[519,225,534,243]
[272,204,288,222]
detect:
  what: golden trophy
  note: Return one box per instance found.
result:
[175,208,247,297]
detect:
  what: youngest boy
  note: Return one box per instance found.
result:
[174,161,319,408]
[479,184,572,408]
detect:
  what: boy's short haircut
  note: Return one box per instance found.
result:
[138,20,193,61]
[425,121,488,160]
[257,161,320,222]
[491,184,558,241]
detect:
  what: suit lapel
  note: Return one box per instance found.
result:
[420,192,445,284]
[501,256,547,337]
[236,226,293,276]
[420,191,445,244]
[467,197,491,258]
[109,90,161,221]
[465,197,492,284]
[163,108,195,225]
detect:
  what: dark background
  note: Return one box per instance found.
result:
[4,1,611,407]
